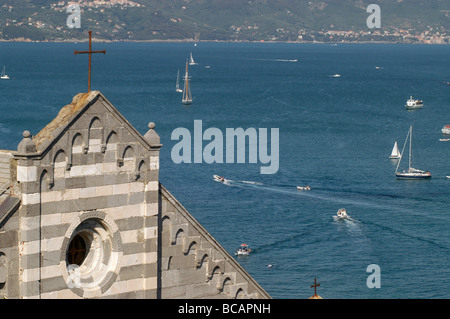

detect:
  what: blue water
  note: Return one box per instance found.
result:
[1,42,449,299]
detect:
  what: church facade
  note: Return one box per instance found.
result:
[0,91,270,299]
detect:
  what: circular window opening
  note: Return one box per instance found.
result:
[67,234,87,266]
[62,214,121,298]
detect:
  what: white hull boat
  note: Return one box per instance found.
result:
[395,126,431,179]
[235,244,252,256]
[441,125,450,135]
[333,208,349,220]
[1,66,9,80]
[297,186,311,191]
[405,96,423,110]
[213,175,227,183]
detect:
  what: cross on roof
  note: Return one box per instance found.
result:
[311,278,320,296]
[74,30,106,92]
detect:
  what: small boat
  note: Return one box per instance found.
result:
[389,141,401,159]
[189,52,198,66]
[297,185,311,191]
[395,126,431,179]
[447,176,450,179]
[441,125,450,135]
[332,74,341,77]
[175,69,183,93]
[235,244,252,256]
[333,208,348,220]
[213,175,227,183]
[182,59,193,105]
[1,66,9,80]
[405,96,423,110]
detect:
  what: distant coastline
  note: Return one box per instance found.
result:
[1,38,448,45]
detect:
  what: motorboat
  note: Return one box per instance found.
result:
[213,174,226,183]
[297,185,311,191]
[405,96,423,110]
[333,208,348,220]
[235,243,252,256]
[332,74,341,77]
[441,125,450,135]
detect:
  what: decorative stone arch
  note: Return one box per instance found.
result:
[39,168,52,190]
[171,224,188,245]
[174,228,185,246]
[235,288,245,299]
[208,265,222,282]
[105,130,118,147]
[88,117,105,153]
[135,159,146,181]
[122,145,134,159]
[117,145,134,169]
[218,276,233,293]
[53,148,67,164]
[72,132,85,154]
[195,252,209,269]
[183,239,197,256]
[166,256,173,270]
[52,149,68,187]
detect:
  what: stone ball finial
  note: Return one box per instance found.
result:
[17,130,37,154]
[143,121,161,147]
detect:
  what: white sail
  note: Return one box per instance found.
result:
[189,52,198,66]
[176,69,182,93]
[389,141,400,159]
[1,66,9,80]
[182,60,192,105]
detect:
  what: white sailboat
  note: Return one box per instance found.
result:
[189,52,198,66]
[389,141,401,159]
[1,66,10,80]
[395,126,431,179]
[175,69,183,93]
[182,60,192,105]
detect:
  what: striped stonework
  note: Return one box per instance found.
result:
[14,91,161,299]
[0,91,270,299]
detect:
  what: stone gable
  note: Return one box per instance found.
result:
[0,92,270,299]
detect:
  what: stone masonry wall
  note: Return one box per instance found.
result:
[14,93,160,298]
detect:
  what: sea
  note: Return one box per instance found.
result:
[0,41,449,299]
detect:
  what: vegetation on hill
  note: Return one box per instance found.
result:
[0,0,448,42]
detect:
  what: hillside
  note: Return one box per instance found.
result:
[0,0,449,42]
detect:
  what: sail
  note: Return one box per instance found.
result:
[182,60,192,104]
[189,52,197,66]
[176,69,182,92]
[389,141,400,159]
